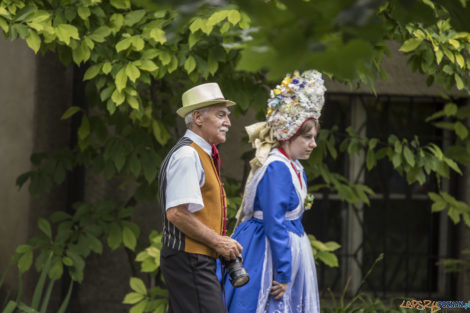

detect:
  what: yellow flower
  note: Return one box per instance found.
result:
[273,89,281,95]
[281,76,292,87]
[267,108,273,115]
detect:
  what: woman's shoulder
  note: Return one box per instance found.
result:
[262,160,292,183]
[265,160,290,173]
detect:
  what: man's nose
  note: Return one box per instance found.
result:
[224,116,231,127]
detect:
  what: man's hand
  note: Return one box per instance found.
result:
[270,281,288,300]
[214,236,243,261]
[167,205,242,259]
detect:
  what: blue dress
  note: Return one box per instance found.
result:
[220,149,320,313]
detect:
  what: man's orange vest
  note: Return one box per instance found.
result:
[184,142,226,258]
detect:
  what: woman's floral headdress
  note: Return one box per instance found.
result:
[266,70,326,141]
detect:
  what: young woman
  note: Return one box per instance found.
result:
[221,70,326,313]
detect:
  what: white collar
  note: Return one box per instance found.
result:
[184,129,212,156]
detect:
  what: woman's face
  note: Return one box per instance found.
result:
[285,127,318,160]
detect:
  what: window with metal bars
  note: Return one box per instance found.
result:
[303,94,459,298]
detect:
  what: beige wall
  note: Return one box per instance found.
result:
[0,38,36,287]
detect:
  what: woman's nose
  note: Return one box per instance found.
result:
[310,139,317,149]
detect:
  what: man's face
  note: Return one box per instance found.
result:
[194,104,231,145]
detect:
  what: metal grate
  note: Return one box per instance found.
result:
[303,94,458,298]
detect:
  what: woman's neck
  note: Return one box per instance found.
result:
[279,144,295,161]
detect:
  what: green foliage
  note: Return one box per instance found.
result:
[123,231,168,313]
[308,235,341,268]
[12,201,139,285]
[1,255,74,313]
[2,0,470,311]
[438,249,470,273]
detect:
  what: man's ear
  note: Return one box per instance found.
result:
[193,110,203,127]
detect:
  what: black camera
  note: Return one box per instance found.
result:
[221,256,250,287]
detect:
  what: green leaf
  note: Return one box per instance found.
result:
[435,49,443,65]
[102,62,112,74]
[444,103,458,116]
[188,31,201,49]
[16,244,32,254]
[26,30,41,53]
[399,38,423,52]
[158,51,171,65]
[432,200,446,212]
[72,40,91,65]
[62,256,73,266]
[123,292,144,304]
[150,28,166,44]
[78,116,90,140]
[127,96,139,110]
[130,277,147,295]
[128,152,141,176]
[454,121,468,139]
[208,11,228,26]
[220,21,231,34]
[61,106,81,120]
[48,259,63,280]
[138,59,158,72]
[3,301,17,313]
[403,146,415,167]
[0,17,9,33]
[83,64,102,81]
[131,36,145,51]
[366,149,376,170]
[38,218,52,239]
[112,89,125,106]
[141,151,158,183]
[456,53,465,68]
[124,10,146,27]
[77,6,90,20]
[316,251,339,267]
[90,26,111,43]
[444,157,462,175]
[115,67,127,92]
[184,55,196,74]
[56,24,79,45]
[126,63,141,82]
[123,226,137,250]
[110,0,130,10]
[227,10,241,25]
[200,19,213,35]
[116,38,132,52]
[152,120,171,145]
[433,121,455,130]
[107,224,122,250]
[454,74,464,90]
[130,300,148,313]
[190,18,203,33]
[391,153,401,168]
[18,250,33,273]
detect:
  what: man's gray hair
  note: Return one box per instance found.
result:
[184,107,211,129]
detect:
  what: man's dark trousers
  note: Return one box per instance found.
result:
[161,246,225,313]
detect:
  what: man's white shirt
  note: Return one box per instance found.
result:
[165,129,212,213]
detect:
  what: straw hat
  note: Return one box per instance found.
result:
[176,83,236,117]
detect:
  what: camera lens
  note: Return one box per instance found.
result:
[222,256,250,288]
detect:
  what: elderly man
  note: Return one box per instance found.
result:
[158,83,243,313]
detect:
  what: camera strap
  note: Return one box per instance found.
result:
[220,261,229,313]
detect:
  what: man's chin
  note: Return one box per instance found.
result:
[215,133,227,144]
